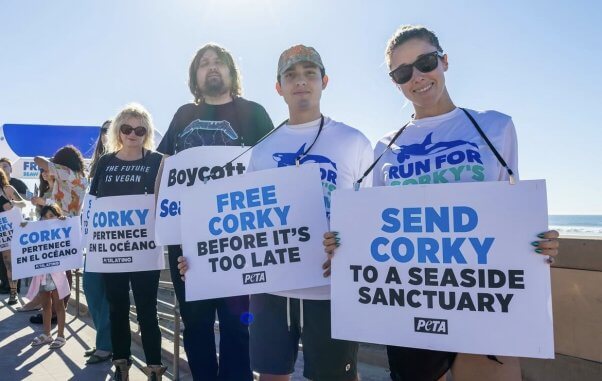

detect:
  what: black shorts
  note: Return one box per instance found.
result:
[387,346,457,381]
[250,293,358,381]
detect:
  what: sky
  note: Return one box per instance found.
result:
[0,0,600,214]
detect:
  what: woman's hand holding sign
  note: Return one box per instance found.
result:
[534,230,559,263]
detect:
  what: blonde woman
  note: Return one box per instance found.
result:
[88,103,165,381]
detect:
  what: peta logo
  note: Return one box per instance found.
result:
[242,271,266,285]
[414,317,448,335]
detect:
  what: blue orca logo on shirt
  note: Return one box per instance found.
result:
[272,144,337,170]
[392,133,478,164]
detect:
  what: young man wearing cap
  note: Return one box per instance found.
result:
[247,45,373,381]
[157,43,273,381]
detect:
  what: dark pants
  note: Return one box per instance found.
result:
[168,245,252,381]
[104,270,162,365]
[0,259,20,292]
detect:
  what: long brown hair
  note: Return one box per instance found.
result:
[188,43,243,104]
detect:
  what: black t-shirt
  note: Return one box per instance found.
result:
[157,97,274,155]
[89,151,163,198]
[10,178,28,196]
[1,178,28,209]
[0,188,10,209]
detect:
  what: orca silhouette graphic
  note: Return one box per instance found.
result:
[175,119,239,151]
[392,133,478,164]
[272,144,337,169]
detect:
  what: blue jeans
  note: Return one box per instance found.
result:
[83,270,112,352]
[168,245,252,381]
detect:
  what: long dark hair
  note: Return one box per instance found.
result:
[38,170,50,196]
[40,204,63,219]
[52,145,86,176]
[89,120,110,178]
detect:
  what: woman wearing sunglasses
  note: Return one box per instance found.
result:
[324,25,559,381]
[88,104,166,380]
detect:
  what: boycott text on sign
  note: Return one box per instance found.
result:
[0,208,22,251]
[181,164,329,301]
[155,146,250,246]
[11,217,83,279]
[86,194,164,272]
[330,180,554,358]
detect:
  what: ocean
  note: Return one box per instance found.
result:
[18,179,602,237]
[549,215,602,237]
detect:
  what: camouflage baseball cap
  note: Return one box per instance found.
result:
[277,44,324,78]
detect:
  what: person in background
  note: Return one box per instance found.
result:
[26,204,70,349]
[29,146,87,324]
[89,120,110,178]
[83,119,113,364]
[0,167,27,305]
[0,158,28,295]
[34,145,87,217]
[17,169,54,313]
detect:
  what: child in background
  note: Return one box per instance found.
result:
[26,204,70,349]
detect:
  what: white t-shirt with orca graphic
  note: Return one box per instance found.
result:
[373,108,519,187]
[248,116,373,300]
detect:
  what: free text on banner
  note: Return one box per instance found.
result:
[0,207,22,251]
[330,180,554,358]
[181,164,329,301]
[11,217,83,279]
[155,146,250,245]
[86,194,164,272]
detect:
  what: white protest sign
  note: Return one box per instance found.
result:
[330,180,554,358]
[181,164,329,301]
[0,208,22,251]
[11,217,83,279]
[86,194,164,272]
[155,146,250,245]
[80,193,95,247]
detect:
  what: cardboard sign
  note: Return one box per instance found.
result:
[80,193,95,247]
[181,164,329,300]
[155,146,250,246]
[11,217,83,279]
[85,194,164,272]
[0,208,22,251]
[330,180,554,358]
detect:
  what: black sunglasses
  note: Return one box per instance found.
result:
[389,51,444,85]
[119,124,147,137]
[100,127,108,135]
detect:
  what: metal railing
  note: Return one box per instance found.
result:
[71,265,183,380]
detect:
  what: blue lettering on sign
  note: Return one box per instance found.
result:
[210,185,291,235]
[370,206,494,264]
[93,209,149,227]
[216,186,277,213]
[23,161,39,171]
[19,227,72,245]
[159,199,181,217]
